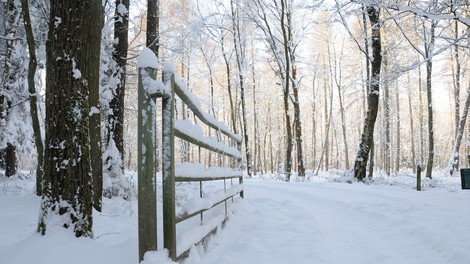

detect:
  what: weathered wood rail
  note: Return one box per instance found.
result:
[137,48,244,262]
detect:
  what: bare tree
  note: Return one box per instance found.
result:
[353,5,382,181]
[21,0,44,195]
[231,0,252,177]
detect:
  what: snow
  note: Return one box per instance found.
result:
[116,3,128,16]
[1,171,470,264]
[176,162,242,178]
[137,48,158,69]
[174,120,242,159]
[54,17,61,28]
[161,65,241,143]
[72,59,81,79]
[89,106,100,116]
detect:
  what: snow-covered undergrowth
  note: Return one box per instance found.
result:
[1,170,469,264]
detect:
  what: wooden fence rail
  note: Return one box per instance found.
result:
[137,49,244,262]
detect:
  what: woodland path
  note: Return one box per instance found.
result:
[195,179,469,264]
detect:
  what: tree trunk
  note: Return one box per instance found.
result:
[89,8,103,211]
[147,0,160,172]
[323,77,329,172]
[108,0,129,174]
[39,0,102,237]
[425,21,436,179]
[231,0,251,177]
[407,77,416,173]
[383,50,391,176]
[453,20,460,140]
[368,139,374,180]
[252,47,258,175]
[5,143,16,176]
[395,84,401,174]
[418,62,425,165]
[353,6,382,181]
[221,35,237,135]
[21,0,44,194]
[147,0,159,56]
[2,0,21,177]
[316,78,333,175]
[448,82,470,176]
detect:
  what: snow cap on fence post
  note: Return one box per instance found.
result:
[137,46,158,261]
[137,47,158,69]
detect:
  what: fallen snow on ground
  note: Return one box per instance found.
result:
[1,170,469,264]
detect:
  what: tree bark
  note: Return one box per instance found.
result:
[395,83,401,174]
[147,0,159,56]
[2,0,21,177]
[109,0,129,174]
[354,6,382,181]
[407,76,416,173]
[21,0,44,194]
[448,82,470,176]
[231,0,251,177]
[425,21,436,179]
[383,49,391,175]
[38,0,102,237]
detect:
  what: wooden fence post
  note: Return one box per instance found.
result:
[137,66,158,261]
[162,69,177,260]
[417,165,422,191]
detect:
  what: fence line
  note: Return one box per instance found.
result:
[137,49,244,261]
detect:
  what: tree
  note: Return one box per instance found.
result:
[250,0,309,180]
[147,0,160,56]
[231,0,252,177]
[0,0,23,177]
[38,0,102,237]
[107,0,129,178]
[21,0,44,195]
[353,5,382,181]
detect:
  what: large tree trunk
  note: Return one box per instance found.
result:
[21,0,44,195]
[354,6,382,181]
[89,9,103,211]
[38,0,102,237]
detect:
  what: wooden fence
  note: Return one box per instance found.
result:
[137,49,244,262]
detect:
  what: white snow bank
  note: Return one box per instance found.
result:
[141,250,177,264]
[3,170,469,264]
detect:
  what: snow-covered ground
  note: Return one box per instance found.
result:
[1,171,469,264]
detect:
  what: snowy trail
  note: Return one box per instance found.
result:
[194,180,470,264]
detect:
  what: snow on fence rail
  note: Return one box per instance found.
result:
[137,48,244,262]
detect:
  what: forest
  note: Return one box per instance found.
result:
[0,0,469,241]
